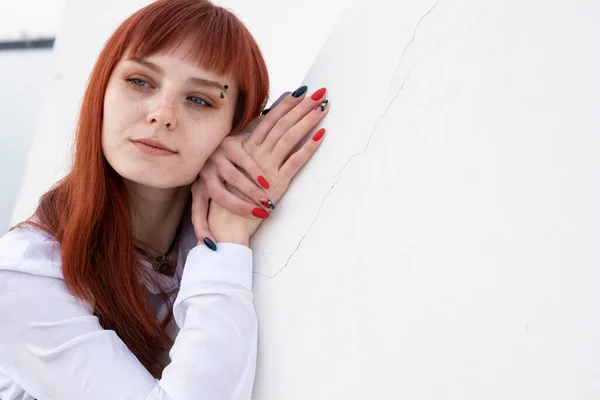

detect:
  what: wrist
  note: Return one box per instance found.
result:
[207,203,258,248]
[205,231,250,248]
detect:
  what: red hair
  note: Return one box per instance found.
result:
[15,0,269,378]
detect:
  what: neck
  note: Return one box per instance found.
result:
[126,180,191,254]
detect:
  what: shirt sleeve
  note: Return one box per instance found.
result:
[0,242,257,400]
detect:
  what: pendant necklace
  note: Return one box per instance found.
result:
[134,221,183,276]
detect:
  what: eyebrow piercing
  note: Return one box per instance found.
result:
[221,84,229,99]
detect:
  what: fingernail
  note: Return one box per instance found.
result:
[257,175,270,189]
[261,108,271,115]
[310,87,327,101]
[203,237,217,251]
[313,99,329,112]
[260,196,276,210]
[252,208,270,219]
[312,128,326,142]
[322,99,329,111]
[292,85,308,98]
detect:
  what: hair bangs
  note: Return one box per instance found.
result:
[121,0,268,132]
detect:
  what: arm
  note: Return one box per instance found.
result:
[0,242,255,400]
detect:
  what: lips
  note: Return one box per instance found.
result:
[131,138,176,153]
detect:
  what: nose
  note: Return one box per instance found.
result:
[146,94,177,130]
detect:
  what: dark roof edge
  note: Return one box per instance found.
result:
[0,38,55,51]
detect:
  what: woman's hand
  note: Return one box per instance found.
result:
[193,85,330,249]
[190,93,289,248]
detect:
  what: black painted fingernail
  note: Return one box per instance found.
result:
[291,85,308,98]
[261,108,271,115]
[203,237,217,251]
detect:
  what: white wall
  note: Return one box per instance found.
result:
[250,0,600,398]
[0,48,55,233]
[12,0,600,398]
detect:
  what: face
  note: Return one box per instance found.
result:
[102,39,238,189]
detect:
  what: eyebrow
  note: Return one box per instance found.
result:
[126,57,225,92]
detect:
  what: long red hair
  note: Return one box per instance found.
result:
[15,0,269,378]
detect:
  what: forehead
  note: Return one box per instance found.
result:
[121,37,237,87]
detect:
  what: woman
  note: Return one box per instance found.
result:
[0,0,329,398]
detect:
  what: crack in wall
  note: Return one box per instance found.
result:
[254,72,412,280]
[254,0,442,280]
[390,0,441,91]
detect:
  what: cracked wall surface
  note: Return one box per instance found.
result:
[250,0,600,398]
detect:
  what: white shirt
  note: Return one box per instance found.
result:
[0,217,257,400]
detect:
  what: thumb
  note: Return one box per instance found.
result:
[191,179,218,251]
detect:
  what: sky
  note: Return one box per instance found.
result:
[0,0,66,40]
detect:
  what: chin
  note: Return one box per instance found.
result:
[127,175,185,189]
[109,161,196,189]
[134,170,197,189]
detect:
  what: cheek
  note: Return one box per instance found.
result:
[182,123,231,167]
[102,88,143,141]
[103,89,124,137]
[187,130,226,158]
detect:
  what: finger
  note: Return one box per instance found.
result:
[243,117,261,133]
[261,91,292,115]
[190,178,218,250]
[222,137,271,189]
[209,179,272,220]
[248,86,308,146]
[279,127,327,180]
[271,99,329,166]
[213,155,275,211]
[260,87,327,153]
[203,163,271,219]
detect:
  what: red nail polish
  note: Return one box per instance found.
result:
[310,87,326,101]
[257,175,270,189]
[252,208,270,219]
[312,128,326,142]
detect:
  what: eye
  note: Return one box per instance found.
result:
[126,78,151,88]
[187,95,212,108]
